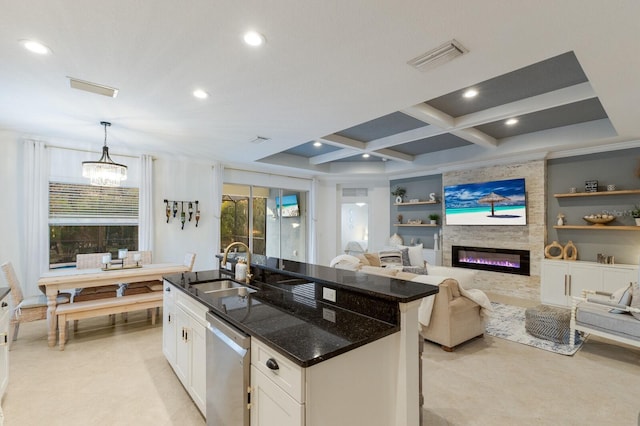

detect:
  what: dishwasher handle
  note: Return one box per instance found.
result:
[266,358,279,371]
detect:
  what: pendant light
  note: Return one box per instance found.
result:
[82,121,127,187]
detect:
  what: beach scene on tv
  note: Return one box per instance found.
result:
[444,178,527,225]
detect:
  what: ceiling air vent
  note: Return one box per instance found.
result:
[68,77,119,98]
[407,39,468,72]
[250,136,270,144]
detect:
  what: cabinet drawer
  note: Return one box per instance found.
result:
[251,338,304,403]
[176,290,207,325]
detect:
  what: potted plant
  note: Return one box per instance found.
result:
[391,186,406,203]
[632,205,640,226]
[429,213,440,225]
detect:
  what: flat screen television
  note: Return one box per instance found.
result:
[275,194,299,217]
[444,178,527,225]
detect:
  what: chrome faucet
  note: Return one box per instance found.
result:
[222,242,253,284]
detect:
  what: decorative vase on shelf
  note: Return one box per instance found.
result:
[395,195,403,204]
[389,233,403,247]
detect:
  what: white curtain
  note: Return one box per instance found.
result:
[211,162,224,269]
[138,155,153,251]
[23,140,49,297]
[308,178,318,263]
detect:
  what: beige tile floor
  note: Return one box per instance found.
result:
[2,301,639,426]
[2,311,204,426]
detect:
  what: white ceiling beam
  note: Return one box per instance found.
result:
[309,148,360,165]
[318,134,366,150]
[454,82,596,128]
[312,134,414,165]
[401,103,497,148]
[372,149,414,163]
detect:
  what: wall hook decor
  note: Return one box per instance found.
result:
[164,199,199,230]
[180,202,186,229]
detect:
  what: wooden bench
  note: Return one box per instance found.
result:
[56,292,163,350]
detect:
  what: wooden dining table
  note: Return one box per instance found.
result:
[38,263,188,347]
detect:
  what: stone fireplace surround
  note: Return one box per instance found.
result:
[442,160,545,301]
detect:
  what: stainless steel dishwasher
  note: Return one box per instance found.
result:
[206,311,251,426]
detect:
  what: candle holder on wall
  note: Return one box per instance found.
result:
[164,199,199,230]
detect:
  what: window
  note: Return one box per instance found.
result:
[48,183,139,267]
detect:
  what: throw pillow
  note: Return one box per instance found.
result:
[630,282,640,320]
[609,284,632,314]
[378,249,403,267]
[400,248,411,266]
[355,254,370,266]
[364,252,381,267]
[402,266,428,275]
[397,243,424,267]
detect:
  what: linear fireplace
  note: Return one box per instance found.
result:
[452,245,530,276]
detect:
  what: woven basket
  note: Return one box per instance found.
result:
[525,305,578,344]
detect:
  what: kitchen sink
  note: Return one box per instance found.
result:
[209,286,255,298]
[190,280,245,294]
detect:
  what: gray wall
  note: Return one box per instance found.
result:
[389,175,442,249]
[547,147,640,265]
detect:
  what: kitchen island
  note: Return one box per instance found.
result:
[163,257,438,425]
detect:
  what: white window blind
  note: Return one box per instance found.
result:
[49,182,139,225]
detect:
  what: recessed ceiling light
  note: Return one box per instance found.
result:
[313,141,322,147]
[362,153,370,158]
[505,118,519,126]
[21,40,51,55]
[193,89,208,99]
[243,31,266,47]
[463,89,478,98]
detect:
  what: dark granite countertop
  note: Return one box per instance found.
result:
[220,254,437,303]
[0,287,10,300]
[163,270,401,367]
[166,257,438,367]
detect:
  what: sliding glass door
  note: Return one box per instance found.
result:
[221,184,307,262]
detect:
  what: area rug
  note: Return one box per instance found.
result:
[485,302,583,356]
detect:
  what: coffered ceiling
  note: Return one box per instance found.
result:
[1,1,639,178]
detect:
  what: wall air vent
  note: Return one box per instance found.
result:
[342,188,368,197]
[407,39,468,72]
[68,77,119,98]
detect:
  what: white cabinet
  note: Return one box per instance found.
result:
[541,260,637,306]
[163,281,207,416]
[250,334,397,426]
[251,366,303,426]
[162,282,176,366]
[0,293,10,399]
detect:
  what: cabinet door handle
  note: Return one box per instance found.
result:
[165,287,171,292]
[1,302,6,308]
[568,275,572,295]
[564,275,568,296]
[266,358,279,371]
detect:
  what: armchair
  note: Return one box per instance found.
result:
[420,279,485,352]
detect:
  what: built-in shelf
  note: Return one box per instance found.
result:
[553,225,640,231]
[554,189,640,198]
[394,223,439,227]
[394,200,439,206]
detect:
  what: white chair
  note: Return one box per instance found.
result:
[1,262,70,349]
[184,252,196,272]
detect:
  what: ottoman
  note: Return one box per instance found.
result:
[525,304,578,344]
